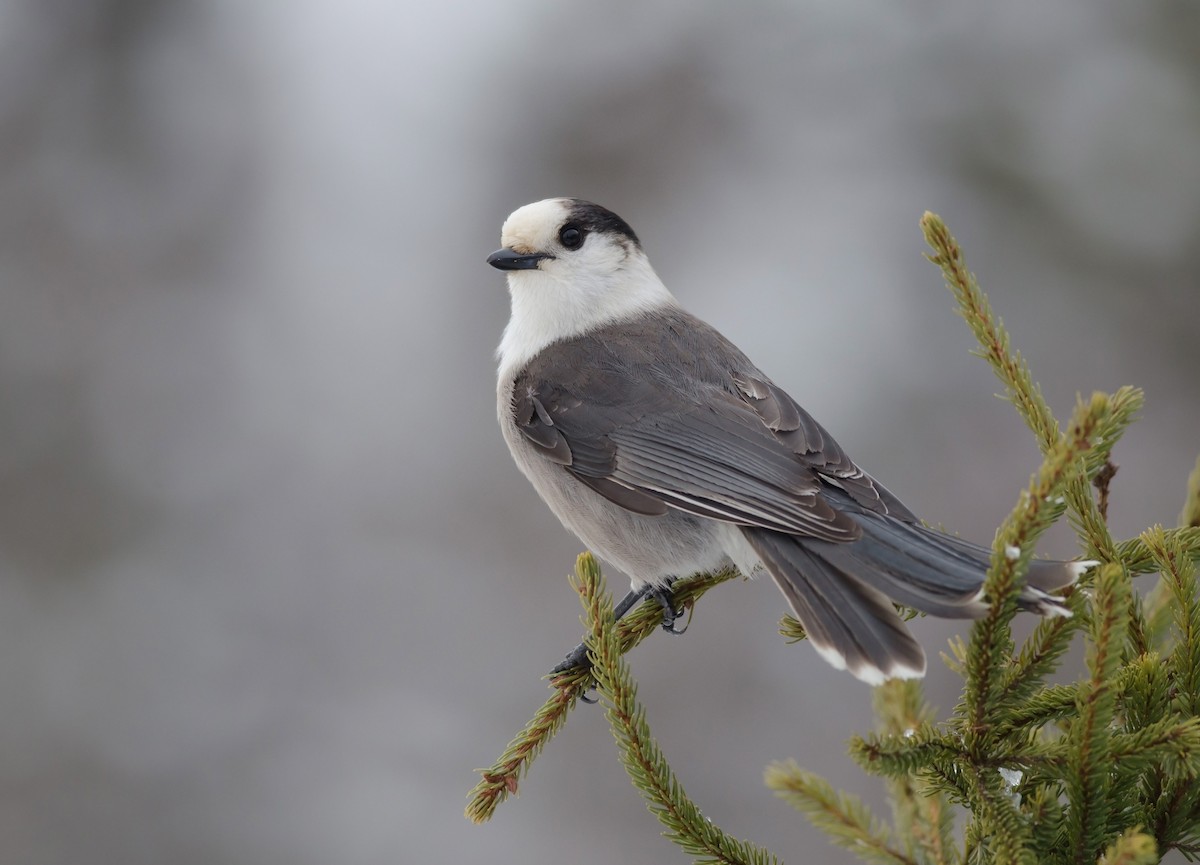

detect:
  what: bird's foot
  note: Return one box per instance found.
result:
[546,581,688,680]
[649,580,688,634]
[550,642,591,675]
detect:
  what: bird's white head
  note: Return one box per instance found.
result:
[490,198,676,375]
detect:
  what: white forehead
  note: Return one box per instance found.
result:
[500,198,571,248]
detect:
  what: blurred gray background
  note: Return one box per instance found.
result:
[1,1,1198,863]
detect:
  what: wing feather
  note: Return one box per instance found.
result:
[507,307,914,543]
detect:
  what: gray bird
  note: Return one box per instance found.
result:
[489,198,1087,684]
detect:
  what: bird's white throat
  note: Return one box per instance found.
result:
[496,254,677,377]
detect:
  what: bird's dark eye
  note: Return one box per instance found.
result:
[559,224,584,250]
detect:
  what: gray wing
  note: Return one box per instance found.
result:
[729,371,917,522]
[508,312,915,543]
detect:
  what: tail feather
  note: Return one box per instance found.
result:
[807,516,1080,619]
[743,527,926,685]
[743,504,1088,683]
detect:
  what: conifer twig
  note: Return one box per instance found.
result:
[1002,681,1093,730]
[1115,527,1200,575]
[920,212,1059,453]
[851,726,974,777]
[1128,472,1200,642]
[778,614,807,643]
[871,680,956,865]
[921,213,1140,563]
[852,726,1063,778]
[996,591,1084,711]
[465,565,739,823]
[1067,563,1130,862]
[765,760,915,865]
[576,553,777,865]
[1106,717,1200,774]
[1182,457,1200,529]
[464,669,589,824]
[963,393,1110,748]
[977,767,1039,865]
[1143,528,1200,717]
[1098,827,1158,865]
[1095,459,1119,522]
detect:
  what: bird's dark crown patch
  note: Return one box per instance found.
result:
[564,199,641,248]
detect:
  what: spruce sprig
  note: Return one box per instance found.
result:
[995,592,1084,712]
[1066,563,1129,861]
[764,761,916,865]
[575,553,778,865]
[465,565,739,822]
[1145,528,1200,717]
[872,679,958,865]
[1115,527,1200,576]
[920,213,1140,563]
[1098,827,1158,865]
[961,392,1109,757]
[1182,457,1200,530]
[919,213,1059,454]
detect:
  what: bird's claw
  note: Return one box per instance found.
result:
[648,584,688,634]
[548,646,599,704]
[547,581,689,681]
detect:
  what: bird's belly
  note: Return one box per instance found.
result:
[498,385,740,586]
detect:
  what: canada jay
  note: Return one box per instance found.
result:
[489,198,1085,684]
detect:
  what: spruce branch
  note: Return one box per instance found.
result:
[921,212,1139,563]
[851,726,972,779]
[920,212,1059,454]
[963,392,1110,749]
[1002,682,1090,730]
[576,553,778,865]
[778,614,807,643]
[464,666,590,824]
[873,680,958,865]
[1097,827,1158,865]
[1122,653,1171,735]
[1115,526,1200,575]
[465,564,739,823]
[852,728,1063,779]
[1061,386,1142,563]
[1182,457,1200,529]
[1143,527,1200,717]
[1066,563,1130,863]
[1125,521,1200,651]
[996,591,1085,711]
[965,762,1038,865]
[765,761,916,865]
[1026,785,1068,857]
[1107,717,1200,778]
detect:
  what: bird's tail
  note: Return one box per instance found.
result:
[742,517,1088,685]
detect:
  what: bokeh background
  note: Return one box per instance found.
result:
[1,2,1198,863]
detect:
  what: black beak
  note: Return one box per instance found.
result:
[487,248,553,271]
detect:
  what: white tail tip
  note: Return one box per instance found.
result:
[1068,559,1101,580]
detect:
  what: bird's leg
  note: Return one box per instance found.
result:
[550,581,688,676]
[613,584,650,620]
[550,585,647,675]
